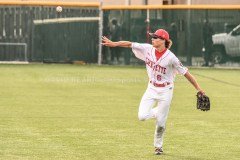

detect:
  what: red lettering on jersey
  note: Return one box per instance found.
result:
[154,65,160,72]
[154,65,167,74]
[145,58,167,74]
[146,57,154,68]
[162,68,166,74]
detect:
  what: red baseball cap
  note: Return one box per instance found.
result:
[149,29,170,41]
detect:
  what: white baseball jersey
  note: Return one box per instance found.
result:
[131,42,188,84]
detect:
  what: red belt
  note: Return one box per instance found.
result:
[150,81,170,87]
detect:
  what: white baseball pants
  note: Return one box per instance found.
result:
[138,83,174,148]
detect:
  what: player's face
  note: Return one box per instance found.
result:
[151,36,165,48]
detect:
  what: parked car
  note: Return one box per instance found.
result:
[212,24,240,63]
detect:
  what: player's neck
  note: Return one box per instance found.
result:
[156,46,166,52]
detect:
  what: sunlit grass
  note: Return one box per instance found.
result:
[0,64,239,160]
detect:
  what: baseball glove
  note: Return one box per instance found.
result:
[196,92,210,111]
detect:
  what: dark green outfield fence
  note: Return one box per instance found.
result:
[33,19,98,63]
[0,3,239,65]
[104,9,240,65]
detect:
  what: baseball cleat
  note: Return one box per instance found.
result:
[155,147,163,155]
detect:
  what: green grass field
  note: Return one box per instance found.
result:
[0,64,239,160]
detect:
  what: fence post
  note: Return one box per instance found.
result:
[98,0,103,65]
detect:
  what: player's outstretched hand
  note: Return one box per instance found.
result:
[102,36,117,47]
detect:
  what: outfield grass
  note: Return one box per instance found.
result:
[0,64,239,160]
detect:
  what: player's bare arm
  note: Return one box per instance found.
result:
[184,71,205,94]
[102,36,132,48]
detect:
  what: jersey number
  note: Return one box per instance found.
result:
[157,75,162,81]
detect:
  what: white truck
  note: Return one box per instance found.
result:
[212,24,240,63]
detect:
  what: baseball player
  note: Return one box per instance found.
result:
[102,29,205,155]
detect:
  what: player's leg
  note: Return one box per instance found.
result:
[138,88,156,121]
[116,48,120,63]
[110,48,115,63]
[102,46,108,64]
[154,88,173,149]
[204,46,210,66]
